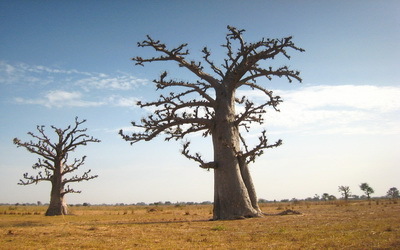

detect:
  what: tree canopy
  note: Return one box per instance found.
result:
[120,26,304,220]
[13,117,100,215]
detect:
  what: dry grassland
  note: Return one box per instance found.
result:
[1,200,399,249]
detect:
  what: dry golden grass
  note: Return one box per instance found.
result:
[1,200,399,249]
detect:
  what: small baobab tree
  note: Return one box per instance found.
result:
[359,183,374,200]
[386,187,399,200]
[120,26,304,220]
[13,117,100,216]
[338,186,351,201]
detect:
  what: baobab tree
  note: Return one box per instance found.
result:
[13,117,100,216]
[120,26,304,220]
[338,186,351,201]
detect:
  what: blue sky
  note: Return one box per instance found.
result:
[1,1,399,204]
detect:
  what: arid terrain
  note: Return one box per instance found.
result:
[1,200,399,249]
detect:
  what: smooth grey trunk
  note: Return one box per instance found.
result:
[238,157,262,214]
[212,88,261,220]
[45,163,68,216]
[46,191,68,216]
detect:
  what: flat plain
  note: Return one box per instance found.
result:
[1,200,399,249]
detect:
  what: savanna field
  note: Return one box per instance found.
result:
[1,200,399,249]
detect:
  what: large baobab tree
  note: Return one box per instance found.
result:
[120,26,304,220]
[13,117,100,216]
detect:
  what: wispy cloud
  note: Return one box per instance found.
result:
[0,61,148,90]
[76,74,148,91]
[107,95,140,107]
[14,91,144,109]
[281,85,400,113]
[1,61,148,108]
[0,61,91,85]
[16,62,92,75]
[3,61,399,135]
[15,90,104,108]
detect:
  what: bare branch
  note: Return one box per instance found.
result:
[240,66,302,84]
[18,169,52,185]
[62,185,82,195]
[133,35,220,88]
[63,156,86,175]
[155,72,215,104]
[201,47,224,78]
[123,26,303,172]
[221,27,305,87]
[120,115,212,144]
[14,118,99,191]
[32,158,55,171]
[239,131,282,164]
[63,169,98,185]
[62,117,101,152]
[181,141,216,169]
[13,126,56,161]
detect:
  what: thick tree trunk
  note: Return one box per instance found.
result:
[212,88,261,220]
[213,156,260,220]
[45,167,68,216]
[238,158,263,214]
[46,191,68,216]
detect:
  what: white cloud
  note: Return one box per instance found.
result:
[5,60,399,136]
[2,61,148,108]
[281,85,400,112]
[14,90,143,109]
[107,95,139,107]
[76,74,148,91]
[15,90,104,108]
[0,61,148,90]
[15,62,92,76]
[0,61,93,85]
[0,61,31,84]
[238,85,400,135]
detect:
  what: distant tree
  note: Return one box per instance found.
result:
[386,187,399,200]
[13,117,100,216]
[328,195,337,201]
[322,193,330,201]
[258,198,268,203]
[359,183,374,200]
[338,186,351,201]
[120,26,304,220]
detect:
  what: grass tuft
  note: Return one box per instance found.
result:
[211,225,225,231]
